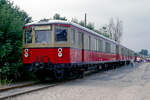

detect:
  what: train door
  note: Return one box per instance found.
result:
[116,45,120,60]
[81,32,84,62]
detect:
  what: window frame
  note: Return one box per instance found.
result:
[24,27,32,44]
[98,39,103,52]
[70,28,75,44]
[78,31,82,48]
[54,26,68,43]
[87,36,91,50]
[105,42,111,53]
[35,30,52,44]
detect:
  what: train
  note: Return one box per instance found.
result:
[22,20,135,81]
[135,53,150,63]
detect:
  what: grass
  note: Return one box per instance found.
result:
[0,79,12,88]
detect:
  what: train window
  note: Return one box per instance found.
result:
[96,39,99,51]
[24,28,32,44]
[87,36,91,50]
[119,46,122,55]
[121,48,124,55]
[35,30,51,43]
[125,49,128,56]
[105,42,111,53]
[109,43,111,53]
[111,44,114,53]
[116,45,119,54]
[113,44,116,54]
[94,39,97,51]
[98,39,103,52]
[93,39,98,51]
[78,31,82,47]
[71,29,75,44]
[55,26,68,42]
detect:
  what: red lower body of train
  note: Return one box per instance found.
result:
[23,47,132,80]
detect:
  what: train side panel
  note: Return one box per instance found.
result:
[23,48,70,64]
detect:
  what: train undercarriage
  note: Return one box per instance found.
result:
[24,60,131,81]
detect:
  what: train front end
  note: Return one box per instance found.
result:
[22,21,71,80]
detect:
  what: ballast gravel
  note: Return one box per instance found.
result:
[7,63,150,100]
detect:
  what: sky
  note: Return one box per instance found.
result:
[11,0,150,52]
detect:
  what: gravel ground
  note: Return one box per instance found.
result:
[8,63,150,100]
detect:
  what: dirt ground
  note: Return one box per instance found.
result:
[9,63,150,100]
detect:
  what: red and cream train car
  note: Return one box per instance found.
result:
[22,20,135,80]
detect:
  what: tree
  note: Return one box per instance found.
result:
[78,20,95,30]
[39,13,67,22]
[114,18,123,43]
[108,18,123,43]
[53,13,67,21]
[139,49,149,56]
[108,18,115,39]
[39,18,50,22]
[86,22,94,30]
[0,0,32,81]
[71,18,78,24]
[79,20,85,27]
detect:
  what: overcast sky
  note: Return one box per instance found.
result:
[11,0,150,52]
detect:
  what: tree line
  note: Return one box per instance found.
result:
[40,13,123,43]
[0,0,124,84]
[0,0,32,83]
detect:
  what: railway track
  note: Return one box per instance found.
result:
[0,66,126,100]
[0,82,38,92]
[0,81,60,100]
[0,69,99,100]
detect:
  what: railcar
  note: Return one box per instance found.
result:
[22,20,135,80]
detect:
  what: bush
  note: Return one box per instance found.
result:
[0,0,32,83]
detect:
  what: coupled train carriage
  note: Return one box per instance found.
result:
[22,20,135,81]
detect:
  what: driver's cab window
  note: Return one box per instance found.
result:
[24,27,32,44]
[34,25,52,44]
[55,26,68,42]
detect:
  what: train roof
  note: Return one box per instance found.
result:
[25,20,134,52]
[25,20,117,43]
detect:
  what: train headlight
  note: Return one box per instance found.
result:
[58,52,62,57]
[58,48,62,52]
[58,48,62,57]
[24,53,29,58]
[24,49,29,53]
